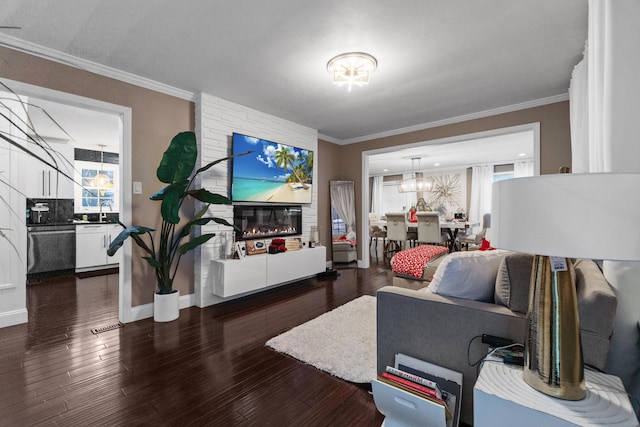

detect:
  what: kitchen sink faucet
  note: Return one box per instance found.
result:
[99,201,112,222]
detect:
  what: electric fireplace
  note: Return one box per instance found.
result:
[233,205,302,241]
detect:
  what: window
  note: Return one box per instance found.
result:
[493,172,514,182]
[381,180,406,215]
[493,164,515,182]
[74,160,119,213]
[331,207,346,236]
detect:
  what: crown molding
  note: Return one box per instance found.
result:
[1,33,568,144]
[329,93,569,145]
[317,133,341,144]
[0,34,196,102]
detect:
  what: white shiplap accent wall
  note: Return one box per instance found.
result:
[194,93,318,307]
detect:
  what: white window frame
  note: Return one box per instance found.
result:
[74,160,120,213]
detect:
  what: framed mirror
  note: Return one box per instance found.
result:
[330,180,357,266]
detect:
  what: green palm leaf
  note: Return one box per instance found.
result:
[107,226,155,256]
[179,233,216,255]
[156,131,197,184]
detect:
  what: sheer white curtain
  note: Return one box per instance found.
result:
[330,181,356,237]
[588,0,607,173]
[468,165,493,226]
[569,48,590,173]
[370,176,384,217]
[587,0,640,402]
[513,161,534,178]
[569,2,607,174]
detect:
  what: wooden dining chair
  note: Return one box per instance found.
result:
[369,224,387,260]
[416,212,449,247]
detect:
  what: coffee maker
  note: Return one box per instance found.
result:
[31,203,51,224]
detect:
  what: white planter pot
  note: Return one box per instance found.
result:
[154,290,180,322]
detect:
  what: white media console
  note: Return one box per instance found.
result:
[210,246,326,298]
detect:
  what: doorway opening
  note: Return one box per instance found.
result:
[4,78,133,323]
[361,123,540,268]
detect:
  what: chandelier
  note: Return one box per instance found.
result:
[327,52,377,91]
[398,158,432,193]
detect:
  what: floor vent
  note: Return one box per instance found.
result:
[91,322,124,334]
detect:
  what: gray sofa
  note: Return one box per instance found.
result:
[377,253,617,426]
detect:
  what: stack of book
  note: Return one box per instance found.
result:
[377,366,452,420]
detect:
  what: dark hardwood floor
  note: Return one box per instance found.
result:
[0,256,393,426]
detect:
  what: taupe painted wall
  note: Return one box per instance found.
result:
[0,46,194,306]
[317,139,344,262]
[3,45,570,276]
[319,101,572,260]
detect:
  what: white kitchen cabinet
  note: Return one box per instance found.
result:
[75,223,122,272]
[24,141,75,199]
[106,224,123,265]
[211,246,326,298]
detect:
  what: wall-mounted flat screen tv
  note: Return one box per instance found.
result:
[231,132,314,204]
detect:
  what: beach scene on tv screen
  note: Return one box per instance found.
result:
[232,133,313,203]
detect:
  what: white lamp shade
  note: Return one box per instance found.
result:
[491,173,640,261]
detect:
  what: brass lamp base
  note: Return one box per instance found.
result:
[524,255,586,400]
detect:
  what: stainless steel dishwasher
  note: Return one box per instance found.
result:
[27,224,76,275]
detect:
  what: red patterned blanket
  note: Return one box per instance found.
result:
[392,245,449,278]
[333,235,357,247]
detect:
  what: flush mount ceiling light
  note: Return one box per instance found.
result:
[327,52,377,91]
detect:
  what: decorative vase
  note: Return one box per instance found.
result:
[153,290,180,322]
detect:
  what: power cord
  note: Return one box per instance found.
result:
[477,343,524,377]
[467,335,484,367]
[467,335,523,367]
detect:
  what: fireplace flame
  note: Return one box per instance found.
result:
[242,226,297,240]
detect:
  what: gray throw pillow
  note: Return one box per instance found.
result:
[574,259,617,338]
[494,253,534,314]
[428,250,508,302]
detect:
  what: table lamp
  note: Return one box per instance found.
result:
[491,173,640,400]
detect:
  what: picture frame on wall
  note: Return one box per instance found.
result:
[245,239,267,256]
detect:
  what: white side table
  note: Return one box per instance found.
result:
[474,361,639,427]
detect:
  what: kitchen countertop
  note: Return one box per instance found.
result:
[27,219,119,230]
[27,223,77,231]
[73,220,119,225]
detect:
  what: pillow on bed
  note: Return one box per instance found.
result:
[427,250,508,302]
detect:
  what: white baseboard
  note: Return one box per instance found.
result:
[126,293,195,323]
[181,293,196,308]
[0,308,28,328]
[128,302,153,322]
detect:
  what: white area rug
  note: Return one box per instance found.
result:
[266,295,377,384]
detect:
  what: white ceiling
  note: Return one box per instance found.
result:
[368,130,534,176]
[26,97,121,152]
[0,0,587,144]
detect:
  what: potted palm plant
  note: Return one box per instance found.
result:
[107,131,249,322]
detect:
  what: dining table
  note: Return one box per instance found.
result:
[371,218,479,253]
[439,220,480,252]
